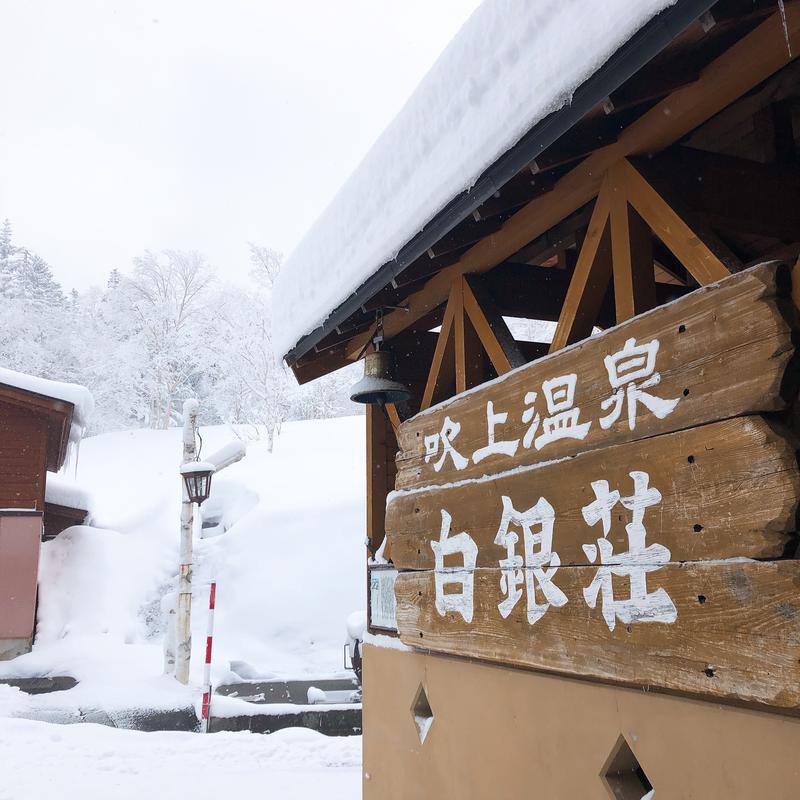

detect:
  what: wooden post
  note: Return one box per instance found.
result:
[366,403,398,630]
[550,187,613,352]
[453,278,467,395]
[175,398,198,685]
[609,164,656,322]
[420,283,458,411]
[366,404,393,556]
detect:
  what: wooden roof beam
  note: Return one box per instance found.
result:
[510,205,593,265]
[426,217,504,259]
[639,146,800,243]
[345,6,800,361]
[472,170,558,220]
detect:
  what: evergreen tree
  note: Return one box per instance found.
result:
[0,219,21,299]
[16,249,63,305]
[0,219,14,261]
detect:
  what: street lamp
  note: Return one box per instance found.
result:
[180,460,215,505]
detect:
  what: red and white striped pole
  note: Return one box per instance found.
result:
[200,581,217,733]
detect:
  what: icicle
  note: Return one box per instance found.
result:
[73,436,82,478]
[778,0,792,57]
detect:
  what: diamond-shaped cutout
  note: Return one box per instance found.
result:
[601,735,653,800]
[411,683,434,744]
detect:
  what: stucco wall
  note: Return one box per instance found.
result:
[362,643,800,799]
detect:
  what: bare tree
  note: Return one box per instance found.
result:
[248,243,282,290]
[127,250,215,428]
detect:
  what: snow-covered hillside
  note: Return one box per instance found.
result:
[0,417,366,713]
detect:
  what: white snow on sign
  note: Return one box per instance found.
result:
[272,0,676,359]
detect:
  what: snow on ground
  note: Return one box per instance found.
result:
[0,416,366,715]
[0,718,360,800]
[272,0,675,358]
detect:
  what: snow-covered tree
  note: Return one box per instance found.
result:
[248,243,282,290]
[0,223,362,435]
[0,223,62,304]
[209,284,293,450]
[0,219,21,299]
[126,250,215,429]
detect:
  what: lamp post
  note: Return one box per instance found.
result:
[174,399,199,685]
[170,400,246,686]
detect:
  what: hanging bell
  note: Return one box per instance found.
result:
[350,350,411,406]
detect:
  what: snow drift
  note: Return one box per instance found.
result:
[0,418,366,712]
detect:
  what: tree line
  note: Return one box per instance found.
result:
[0,219,360,443]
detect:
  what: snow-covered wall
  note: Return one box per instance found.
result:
[272,0,675,359]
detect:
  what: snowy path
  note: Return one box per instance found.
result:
[0,719,361,800]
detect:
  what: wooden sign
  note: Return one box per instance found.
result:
[395,263,796,491]
[395,561,800,710]
[386,263,800,710]
[387,416,799,569]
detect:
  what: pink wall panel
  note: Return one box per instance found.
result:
[0,511,42,647]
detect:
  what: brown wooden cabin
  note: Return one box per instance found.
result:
[0,380,89,533]
[0,378,90,658]
[278,3,800,797]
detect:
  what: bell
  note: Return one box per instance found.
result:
[350,350,411,406]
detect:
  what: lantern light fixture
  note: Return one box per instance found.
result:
[180,460,215,505]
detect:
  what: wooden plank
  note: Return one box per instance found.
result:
[345,7,800,361]
[387,416,799,569]
[395,559,800,710]
[395,263,796,491]
[549,186,613,352]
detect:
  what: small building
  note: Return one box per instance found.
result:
[0,367,93,659]
[274,2,800,797]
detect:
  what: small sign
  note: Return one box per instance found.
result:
[369,567,398,631]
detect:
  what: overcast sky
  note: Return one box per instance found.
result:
[0,0,481,291]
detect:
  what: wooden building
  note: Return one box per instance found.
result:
[0,370,92,658]
[274,2,800,796]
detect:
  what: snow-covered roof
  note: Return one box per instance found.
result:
[272,0,676,359]
[45,472,92,512]
[0,366,94,439]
